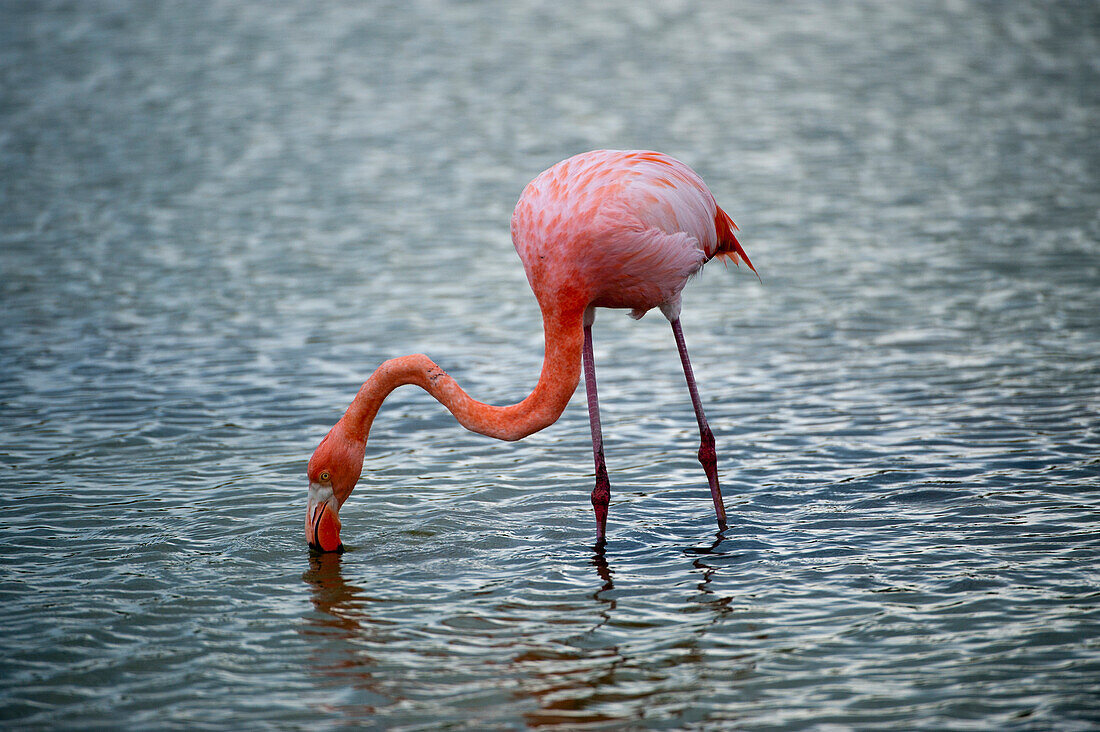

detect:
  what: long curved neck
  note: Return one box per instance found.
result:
[339,301,585,443]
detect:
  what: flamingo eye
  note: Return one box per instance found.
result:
[319,471,330,482]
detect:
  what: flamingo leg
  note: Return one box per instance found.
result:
[670,319,728,530]
[582,323,611,546]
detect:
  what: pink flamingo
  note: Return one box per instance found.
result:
[306,150,755,552]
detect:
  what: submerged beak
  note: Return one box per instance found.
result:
[306,483,343,553]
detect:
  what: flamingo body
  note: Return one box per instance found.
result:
[306,150,753,552]
[512,150,751,319]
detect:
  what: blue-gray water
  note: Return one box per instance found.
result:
[2,1,1099,729]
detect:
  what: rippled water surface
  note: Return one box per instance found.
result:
[3,1,1099,729]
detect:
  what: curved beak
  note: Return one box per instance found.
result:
[306,483,343,552]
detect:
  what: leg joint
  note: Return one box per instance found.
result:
[698,427,716,465]
[591,472,610,509]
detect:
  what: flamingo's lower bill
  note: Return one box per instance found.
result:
[306,487,343,552]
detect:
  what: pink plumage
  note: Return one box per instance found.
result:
[511,149,754,319]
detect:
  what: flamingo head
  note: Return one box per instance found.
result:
[305,422,365,553]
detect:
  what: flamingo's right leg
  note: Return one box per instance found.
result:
[670,318,728,531]
[582,323,611,546]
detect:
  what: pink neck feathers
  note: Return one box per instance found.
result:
[339,303,585,444]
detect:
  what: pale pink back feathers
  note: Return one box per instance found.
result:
[510,150,750,320]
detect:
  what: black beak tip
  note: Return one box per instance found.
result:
[308,541,345,554]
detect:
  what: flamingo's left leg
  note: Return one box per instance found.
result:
[670,319,728,530]
[582,323,611,546]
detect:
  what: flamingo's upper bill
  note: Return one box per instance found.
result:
[306,485,343,553]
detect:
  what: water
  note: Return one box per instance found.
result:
[2,1,1098,728]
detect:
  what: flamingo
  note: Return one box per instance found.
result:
[306,149,756,552]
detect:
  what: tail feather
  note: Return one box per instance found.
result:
[713,206,757,278]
